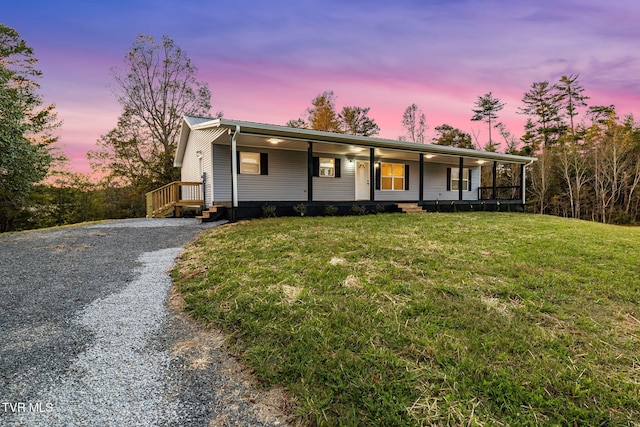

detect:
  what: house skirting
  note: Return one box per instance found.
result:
[224,200,524,220]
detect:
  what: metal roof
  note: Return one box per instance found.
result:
[176,116,537,166]
[184,115,214,127]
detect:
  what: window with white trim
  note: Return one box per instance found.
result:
[450,167,470,191]
[319,158,335,177]
[239,152,260,174]
[381,162,405,191]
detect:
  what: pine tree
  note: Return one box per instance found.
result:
[471,92,505,147]
[519,81,563,151]
[554,74,589,141]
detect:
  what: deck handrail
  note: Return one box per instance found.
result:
[145,181,203,218]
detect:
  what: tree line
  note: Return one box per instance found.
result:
[289,79,640,224]
[515,77,639,223]
[1,24,639,232]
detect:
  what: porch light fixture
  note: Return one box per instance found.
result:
[196,150,202,159]
[477,159,487,164]
[424,154,435,159]
[267,138,283,144]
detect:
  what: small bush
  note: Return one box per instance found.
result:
[350,205,367,215]
[262,204,277,218]
[323,205,338,216]
[293,203,307,216]
[375,204,386,214]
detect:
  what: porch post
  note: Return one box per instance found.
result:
[520,163,526,204]
[458,157,464,201]
[492,161,497,200]
[369,147,375,201]
[201,172,207,210]
[231,126,239,208]
[419,154,424,202]
[307,142,313,202]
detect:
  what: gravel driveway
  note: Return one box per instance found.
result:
[0,218,291,426]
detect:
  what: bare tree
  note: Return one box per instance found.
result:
[528,147,553,214]
[592,115,632,222]
[90,35,213,190]
[557,144,590,218]
[402,104,427,143]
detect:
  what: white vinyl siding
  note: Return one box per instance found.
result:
[313,155,355,201]
[212,144,232,203]
[180,128,225,207]
[422,163,480,201]
[237,148,307,201]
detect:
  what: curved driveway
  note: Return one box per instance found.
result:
[0,218,289,426]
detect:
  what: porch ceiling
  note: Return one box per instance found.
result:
[234,134,505,165]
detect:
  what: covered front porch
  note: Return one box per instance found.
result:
[165,117,536,220]
[213,130,530,206]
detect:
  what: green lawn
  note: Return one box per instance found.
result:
[173,212,640,426]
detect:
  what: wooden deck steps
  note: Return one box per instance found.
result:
[196,205,226,223]
[396,203,425,213]
[145,181,203,218]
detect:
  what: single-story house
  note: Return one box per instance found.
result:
[166,116,536,220]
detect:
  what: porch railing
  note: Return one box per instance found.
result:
[478,186,521,201]
[145,181,203,218]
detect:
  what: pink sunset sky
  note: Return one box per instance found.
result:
[4,0,640,174]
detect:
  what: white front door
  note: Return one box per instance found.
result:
[355,160,370,200]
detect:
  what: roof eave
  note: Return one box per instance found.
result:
[187,117,537,164]
[174,119,193,167]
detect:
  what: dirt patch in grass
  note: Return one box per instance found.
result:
[342,274,360,289]
[168,286,295,425]
[329,257,346,265]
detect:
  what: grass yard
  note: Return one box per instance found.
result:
[173,212,640,426]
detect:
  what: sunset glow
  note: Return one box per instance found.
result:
[4,0,640,173]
